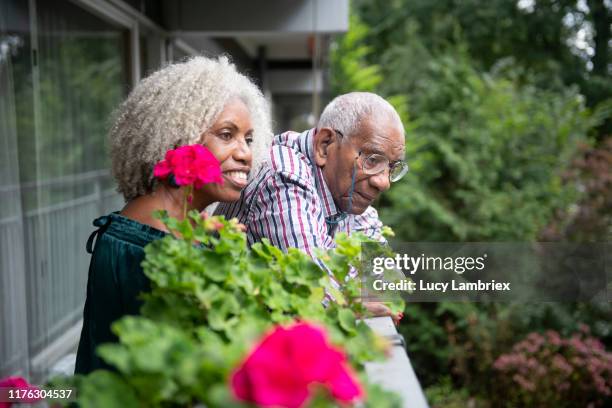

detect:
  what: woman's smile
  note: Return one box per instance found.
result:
[223,169,249,188]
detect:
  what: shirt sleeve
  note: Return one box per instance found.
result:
[351,205,387,244]
[246,171,334,258]
[215,199,242,221]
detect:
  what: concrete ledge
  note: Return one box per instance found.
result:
[31,320,82,381]
[364,317,429,408]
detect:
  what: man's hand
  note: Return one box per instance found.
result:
[363,301,403,326]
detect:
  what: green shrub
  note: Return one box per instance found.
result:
[425,377,488,408]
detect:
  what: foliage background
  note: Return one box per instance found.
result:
[330,0,611,405]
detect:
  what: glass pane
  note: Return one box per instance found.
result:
[21,0,130,211]
[0,0,30,378]
[17,0,129,368]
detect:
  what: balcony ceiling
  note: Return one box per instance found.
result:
[161,0,348,60]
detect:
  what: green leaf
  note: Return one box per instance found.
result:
[338,308,357,334]
[77,371,139,408]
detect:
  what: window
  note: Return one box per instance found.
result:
[0,0,130,379]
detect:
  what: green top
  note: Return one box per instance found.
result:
[75,213,166,375]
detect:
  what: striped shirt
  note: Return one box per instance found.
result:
[215,128,386,258]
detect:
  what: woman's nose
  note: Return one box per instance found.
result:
[233,137,252,165]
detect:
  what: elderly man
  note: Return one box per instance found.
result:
[217,92,407,255]
[216,92,407,322]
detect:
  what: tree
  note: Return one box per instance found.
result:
[354,0,611,140]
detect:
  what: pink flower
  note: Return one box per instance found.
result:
[546,330,562,346]
[552,355,573,375]
[153,145,223,189]
[494,330,612,404]
[231,322,363,408]
[0,376,41,407]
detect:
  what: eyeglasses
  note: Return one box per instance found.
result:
[334,129,409,182]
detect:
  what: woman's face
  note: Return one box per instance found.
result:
[198,98,254,203]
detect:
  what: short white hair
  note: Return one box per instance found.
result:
[318,92,404,138]
[110,56,272,201]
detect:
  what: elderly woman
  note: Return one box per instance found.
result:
[75,56,271,374]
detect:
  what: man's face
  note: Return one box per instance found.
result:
[321,117,405,214]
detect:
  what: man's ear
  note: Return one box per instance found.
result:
[313,128,336,167]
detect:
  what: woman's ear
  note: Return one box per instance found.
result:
[313,128,336,167]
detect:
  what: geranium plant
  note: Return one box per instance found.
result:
[48,211,403,407]
[44,144,403,407]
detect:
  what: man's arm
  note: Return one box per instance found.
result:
[351,206,387,244]
[246,171,334,257]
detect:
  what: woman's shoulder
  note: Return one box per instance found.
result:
[85,213,163,300]
[87,212,167,254]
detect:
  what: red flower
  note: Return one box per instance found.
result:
[231,322,363,408]
[0,376,41,408]
[153,144,223,189]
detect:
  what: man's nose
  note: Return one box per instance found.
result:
[369,168,391,192]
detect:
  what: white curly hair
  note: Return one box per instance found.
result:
[110,55,272,201]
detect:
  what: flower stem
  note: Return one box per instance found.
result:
[183,186,192,220]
